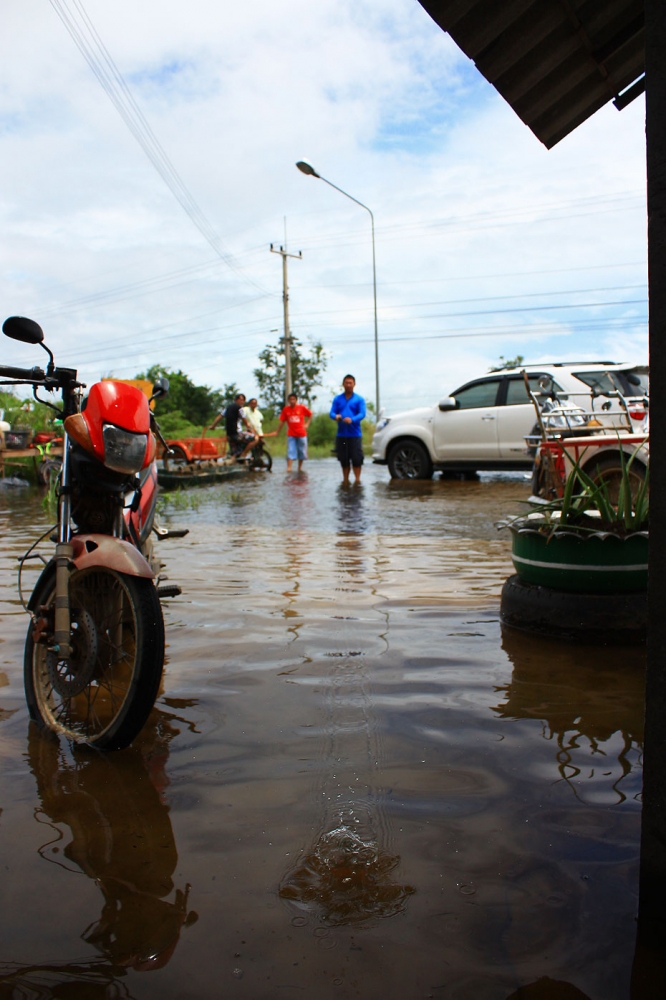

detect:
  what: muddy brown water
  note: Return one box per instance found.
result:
[0,461,644,999]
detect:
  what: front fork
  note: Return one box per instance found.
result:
[51,433,73,658]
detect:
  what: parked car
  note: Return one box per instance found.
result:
[372,361,648,480]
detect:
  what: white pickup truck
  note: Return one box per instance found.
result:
[371,362,648,479]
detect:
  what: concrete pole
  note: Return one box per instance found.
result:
[639,0,666,930]
[270,243,302,404]
[282,250,292,400]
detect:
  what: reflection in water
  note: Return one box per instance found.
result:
[280,482,414,927]
[0,958,138,999]
[505,978,592,999]
[495,628,644,802]
[2,469,643,995]
[0,668,18,726]
[0,711,197,998]
[336,483,368,537]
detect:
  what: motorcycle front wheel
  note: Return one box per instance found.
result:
[25,567,165,750]
[250,444,272,472]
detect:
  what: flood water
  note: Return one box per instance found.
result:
[0,460,645,999]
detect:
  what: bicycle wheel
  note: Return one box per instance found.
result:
[25,567,165,750]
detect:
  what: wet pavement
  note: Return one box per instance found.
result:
[0,460,645,999]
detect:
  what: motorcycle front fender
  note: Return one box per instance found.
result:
[70,534,154,579]
[26,535,154,613]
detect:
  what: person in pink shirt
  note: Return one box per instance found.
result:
[275,393,312,471]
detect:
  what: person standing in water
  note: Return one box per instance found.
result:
[330,375,366,485]
[275,392,312,472]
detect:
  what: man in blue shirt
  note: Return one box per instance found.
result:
[330,374,366,484]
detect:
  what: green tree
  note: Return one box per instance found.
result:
[308,411,337,447]
[253,337,328,409]
[489,354,525,372]
[135,365,224,425]
[220,382,241,406]
[0,389,55,432]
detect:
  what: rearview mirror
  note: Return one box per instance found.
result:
[151,377,169,399]
[438,397,457,411]
[2,316,44,345]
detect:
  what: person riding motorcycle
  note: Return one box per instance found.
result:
[208,392,258,461]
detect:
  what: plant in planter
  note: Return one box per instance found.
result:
[506,448,648,595]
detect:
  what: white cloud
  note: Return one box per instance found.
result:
[0,0,647,413]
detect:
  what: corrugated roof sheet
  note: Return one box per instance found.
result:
[418,0,645,147]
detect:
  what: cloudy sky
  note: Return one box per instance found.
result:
[0,0,647,414]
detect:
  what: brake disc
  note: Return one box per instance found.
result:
[47,608,99,698]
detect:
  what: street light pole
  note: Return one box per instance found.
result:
[296,160,380,418]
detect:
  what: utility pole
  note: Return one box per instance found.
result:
[270,242,302,401]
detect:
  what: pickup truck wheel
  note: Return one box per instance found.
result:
[388,441,433,480]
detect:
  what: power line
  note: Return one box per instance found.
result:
[47,311,647,376]
[47,0,270,295]
[10,288,644,372]
[288,196,645,254]
[288,285,647,320]
[329,321,647,346]
[304,260,646,289]
[37,258,231,317]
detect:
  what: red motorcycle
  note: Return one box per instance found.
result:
[1,315,184,750]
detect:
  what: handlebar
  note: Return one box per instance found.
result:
[0,364,46,382]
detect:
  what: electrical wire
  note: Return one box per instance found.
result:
[47,0,270,295]
[37,257,230,317]
[6,286,645,374]
[67,315,646,380]
[287,285,647,320]
[30,290,645,371]
[305,259,646,289]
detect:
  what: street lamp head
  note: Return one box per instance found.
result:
[296,160,320,178]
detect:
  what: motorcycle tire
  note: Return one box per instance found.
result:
[25,566,165,751]
[162,445,189,471]
[250,445,272,472]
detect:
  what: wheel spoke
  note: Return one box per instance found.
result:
[31,568,140,742]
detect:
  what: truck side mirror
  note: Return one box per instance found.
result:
[438,397,457,411]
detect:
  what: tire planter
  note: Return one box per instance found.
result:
[500,574,646,644]
[508,525,648,594]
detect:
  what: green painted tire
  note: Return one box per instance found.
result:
[509,526,648,593]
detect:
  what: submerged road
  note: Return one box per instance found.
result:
[0,460,644,999]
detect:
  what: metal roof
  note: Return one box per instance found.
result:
[418,0,645,148]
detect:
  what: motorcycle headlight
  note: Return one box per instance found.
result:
[375,418,390,432]
[102,423,148,474]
